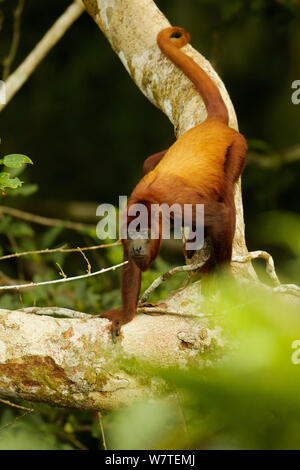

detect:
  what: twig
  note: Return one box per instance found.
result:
[175,392,190,446]
[139,250,300,309]
[57,430,88,450]
[19,307,91,319]
[139,262,205,304]
[0,241,121,262]
[0,261,128,291]
[0,1,85,112]
[233,251,300,297]
[98,412,107,450]
[2,0,25,80]
[0,205,94,232]
[0,410,34,434]
[19,305,208,320]
[78,247,91,274]
[56,262,67,279]
[233,250,281,286]
[137,306,211,318]
[0,397,34,412]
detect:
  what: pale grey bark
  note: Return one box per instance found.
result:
[0,304,219,411]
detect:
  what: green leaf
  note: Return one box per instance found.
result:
[0,172,22,189]
[2,154,33,168]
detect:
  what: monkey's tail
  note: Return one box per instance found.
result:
[157,27,229,124]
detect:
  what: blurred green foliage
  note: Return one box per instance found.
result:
[0,0,299,451]
[108,282,300,450]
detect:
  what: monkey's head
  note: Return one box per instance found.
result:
[157,26,191,49]
[127,228,152,271]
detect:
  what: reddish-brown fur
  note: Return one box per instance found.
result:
[100,26,247,339]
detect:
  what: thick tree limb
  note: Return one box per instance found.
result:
[0,305,217,411]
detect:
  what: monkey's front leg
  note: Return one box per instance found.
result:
[99,252,141,341]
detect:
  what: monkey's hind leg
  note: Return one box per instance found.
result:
[143,150,167,175]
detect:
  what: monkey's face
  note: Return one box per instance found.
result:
[127,229,151,270]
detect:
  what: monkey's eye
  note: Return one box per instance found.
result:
[170,31,182,39]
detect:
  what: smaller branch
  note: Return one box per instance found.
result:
[0,1,85,112]
[139,262,205,304]
[0,241,121,262]
[0,205,94,231]
[78,247,91,274]
[137,306,211,318]
[19,306,91,318]
[21,305,208,320]
[56,262,67,279]
[56,430,88,451]
[0,410,34,434]
[0,261,128,291]
[140,250,300,308]
[98,412,107,450]
[2,0,25,80]
[175,393,190,446]
[234,251,300,297]
[0,397,34,413]
[233,250,281,286]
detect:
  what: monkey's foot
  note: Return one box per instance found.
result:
[97,309,134,342]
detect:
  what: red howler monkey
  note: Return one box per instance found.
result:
[100,26,247,339]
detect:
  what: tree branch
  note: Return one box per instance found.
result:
[0,205,93,231]
[0,240,121,262]
[2,0,25,81]
[0,261,127,291]
[0,306,217,410]
[0,1,85,112]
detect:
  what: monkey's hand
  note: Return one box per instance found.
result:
[98,309,133,342]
